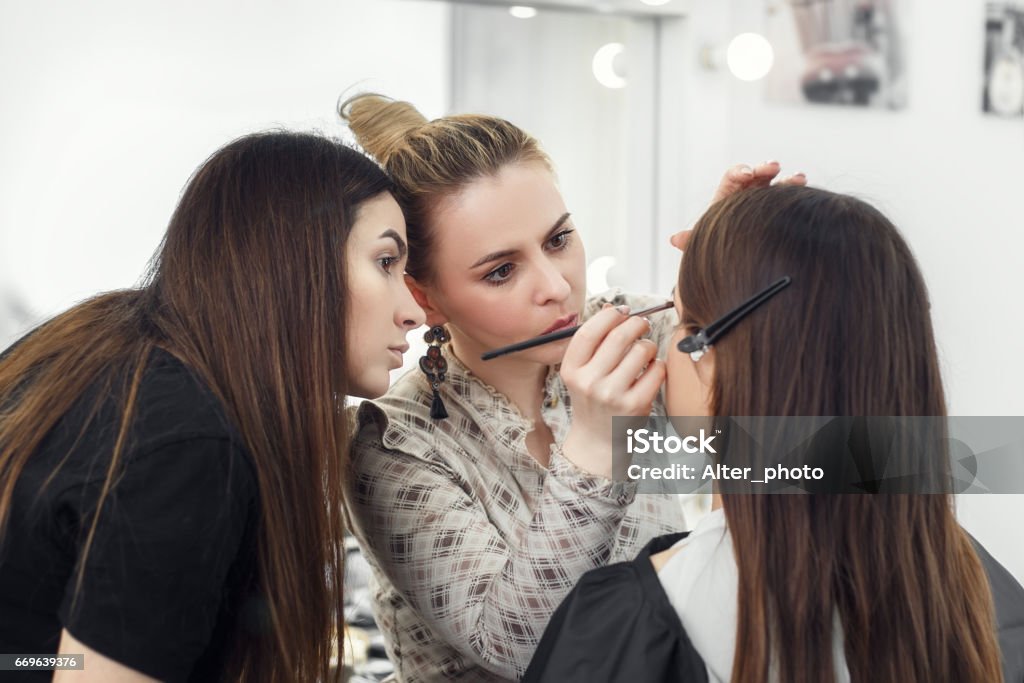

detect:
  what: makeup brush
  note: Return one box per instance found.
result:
[481,301,675,361]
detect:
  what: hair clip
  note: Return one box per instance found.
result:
[677,277,791,361]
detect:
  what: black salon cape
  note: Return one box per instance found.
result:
[524,532,1024,682]
[523,531,708,683]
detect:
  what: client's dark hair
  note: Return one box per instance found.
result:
[678,185,1003,682]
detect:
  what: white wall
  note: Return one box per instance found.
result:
[0,0,450,348]
[656,0,1024,582]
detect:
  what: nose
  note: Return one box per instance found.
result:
[669,229,692,252]
[533,255,572,307]
[397,277,426,330]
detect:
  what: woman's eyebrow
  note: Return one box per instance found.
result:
[471,247,517,270]
[542,212,572,240]
[470,213,572,270]
[378,229,407,258]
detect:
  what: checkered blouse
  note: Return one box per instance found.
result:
[346,290,686,682]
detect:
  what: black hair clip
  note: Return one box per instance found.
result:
[677,276,792,361]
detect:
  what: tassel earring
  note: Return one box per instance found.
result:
[419,325,450,419]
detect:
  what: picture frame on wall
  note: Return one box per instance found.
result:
[765,0,906,109]
[983,2,1024,117]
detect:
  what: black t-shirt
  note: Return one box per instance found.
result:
[0,348,260,682]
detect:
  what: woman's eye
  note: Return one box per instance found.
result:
[484,263,515,285]
[378,256,398,273]
[547,229,574,250]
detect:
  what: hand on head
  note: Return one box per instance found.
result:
[711,161,806,204]
[669,161,807,252]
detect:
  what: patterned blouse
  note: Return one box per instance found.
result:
[346,290,687,682]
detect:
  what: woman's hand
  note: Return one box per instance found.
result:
[670,161,807,252]
[559,305,666,479]
[710,160,806,204]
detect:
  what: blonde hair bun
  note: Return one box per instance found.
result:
[340,93,427,165]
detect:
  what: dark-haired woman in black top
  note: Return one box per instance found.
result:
[0,132,424,682]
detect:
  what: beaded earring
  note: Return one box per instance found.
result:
[419,325,450,419]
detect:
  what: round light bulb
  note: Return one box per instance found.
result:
[586,256,617,293]
[592,43,627,89]
[509,6,537,19]
[726,32,775,82]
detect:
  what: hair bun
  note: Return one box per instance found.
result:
[340,93,427,166]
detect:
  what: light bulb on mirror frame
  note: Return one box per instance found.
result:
[726,32,774,82]
[592,42,627,89]
[586,256,618,294]
[509,6,537,19]
[700,32,775,83]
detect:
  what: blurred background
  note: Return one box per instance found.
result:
[2,0,1021,615]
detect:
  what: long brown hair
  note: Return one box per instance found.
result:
[0,132,391,681]
[678,185,1003,682]
[340,93,551,282]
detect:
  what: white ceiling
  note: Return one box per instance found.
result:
[411,0,690,18]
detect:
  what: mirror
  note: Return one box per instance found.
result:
[444,0,672,295]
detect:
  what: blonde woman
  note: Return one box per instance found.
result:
[340,94,803,681]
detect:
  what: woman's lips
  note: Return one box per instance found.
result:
[541,314,578,335]
[388,345,409,367]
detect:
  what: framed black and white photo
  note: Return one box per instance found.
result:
[983,3,1024,117]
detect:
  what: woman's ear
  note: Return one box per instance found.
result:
[405,274,449,328]
[692,350,715,417]
[694,350,715,388]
